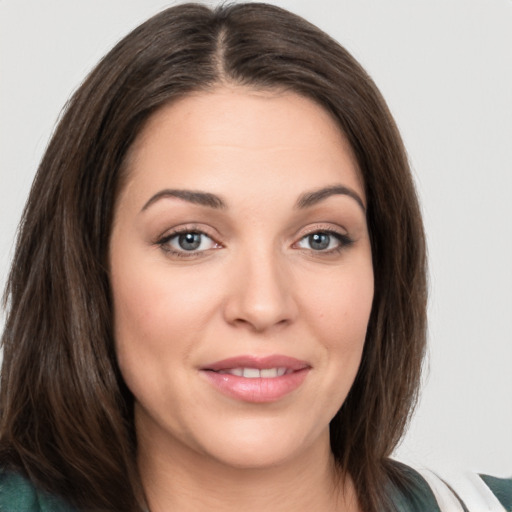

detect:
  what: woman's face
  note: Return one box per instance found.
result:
[110,87,374,469]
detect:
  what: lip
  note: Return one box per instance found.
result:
[200,355,311,403]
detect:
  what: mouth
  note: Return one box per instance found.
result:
[200,355,311,403]
[214,367,292,378]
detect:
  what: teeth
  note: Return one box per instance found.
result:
[243,368,261,378]
[217,367,288,378]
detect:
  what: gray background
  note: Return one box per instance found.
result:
[1,0,511,477]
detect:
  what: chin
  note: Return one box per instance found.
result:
[205,440,303,470]
[192,417,328,471]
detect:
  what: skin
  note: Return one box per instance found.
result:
[110,86,373,512]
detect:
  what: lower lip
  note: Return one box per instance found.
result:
[201,369,310,403]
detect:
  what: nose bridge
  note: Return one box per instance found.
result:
[223,241,296,331]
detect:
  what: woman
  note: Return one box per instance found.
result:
[0,3,510,511]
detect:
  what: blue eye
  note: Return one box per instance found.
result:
[296,231,351,252]
[159,231,218,254]
[176,232,203,251]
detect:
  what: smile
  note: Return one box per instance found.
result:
[215,367,290,378]
[201,355,311,403]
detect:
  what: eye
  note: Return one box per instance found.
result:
[296,231,351,252]
[158,230,219,256]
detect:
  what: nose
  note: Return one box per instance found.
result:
[222,247,298,333]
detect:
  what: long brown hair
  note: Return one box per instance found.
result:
[0,3,427,511]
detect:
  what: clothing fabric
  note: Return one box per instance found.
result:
[1,464,511,511]
[390,463,512,512]
[0,470,74,511]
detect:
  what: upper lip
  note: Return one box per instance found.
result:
[201,355,310,372]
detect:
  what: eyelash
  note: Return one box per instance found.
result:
[155,226,353,258]
[295,229,354,255]
[156,227,220,259]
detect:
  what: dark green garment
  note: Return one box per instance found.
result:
[0,471,76,511]
[388,463,442,512]
[481,474,512,511]
[1,466,511,511]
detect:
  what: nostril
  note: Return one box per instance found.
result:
[221,261,298,331]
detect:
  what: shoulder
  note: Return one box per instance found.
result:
[387,461,442,512]
[0,469,77,512]
[479,474,512,511]
[389,461,512,512]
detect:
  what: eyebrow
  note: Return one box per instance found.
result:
[140,184,365,213]
[141,189,227,212]
[295,185,366,212]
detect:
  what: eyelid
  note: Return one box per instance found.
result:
[155,224,222,258]
[291,223,353,253]
[155,223,219,241]
[294,222,349,241]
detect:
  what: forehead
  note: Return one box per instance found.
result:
[121,86,364,208]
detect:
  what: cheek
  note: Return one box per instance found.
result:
[303,261,374,346]
[110,255,220,391]
[286,259,374,430]
[112,253,216,333]
[299,256,374,403]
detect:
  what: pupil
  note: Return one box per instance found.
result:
[178,233,201,250]
[309,233,330,250]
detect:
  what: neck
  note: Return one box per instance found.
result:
[138,425,359,512]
